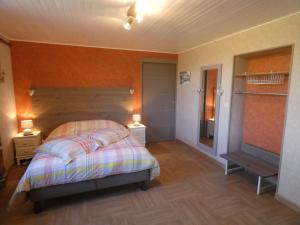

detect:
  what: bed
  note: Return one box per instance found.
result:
[13,119,160,213]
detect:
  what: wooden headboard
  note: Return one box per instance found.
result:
[32,87,133,135]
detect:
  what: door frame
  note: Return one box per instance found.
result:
[197,64,223,156]
[141,59,177,143]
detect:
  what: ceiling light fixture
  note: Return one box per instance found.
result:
[123,17,134,30]
[123,0,148,30]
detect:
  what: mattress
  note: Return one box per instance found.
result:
[15,136,160,193]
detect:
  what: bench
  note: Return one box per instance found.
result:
[220,151,278,195]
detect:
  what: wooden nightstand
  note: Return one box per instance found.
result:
[14,131,42,165]
[127,124,146,146]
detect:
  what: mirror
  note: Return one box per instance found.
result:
[198,65,222,155]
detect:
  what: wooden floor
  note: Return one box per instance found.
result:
[1,141,300,225]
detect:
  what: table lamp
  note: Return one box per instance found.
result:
[132,114,141,126]
[21,120,33,136]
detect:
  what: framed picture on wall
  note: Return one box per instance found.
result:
[179,71,191,85]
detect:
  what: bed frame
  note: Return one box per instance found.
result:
[28,169,151,213]
[27,87,152,213]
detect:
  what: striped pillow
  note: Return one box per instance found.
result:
[81,127,129,147]
[36,136,100,164]
[46,120,128,141]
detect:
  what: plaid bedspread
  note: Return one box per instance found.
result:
[15,136,160,193]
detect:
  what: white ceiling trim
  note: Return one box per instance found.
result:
[8,38,177,54]
[179,11,300,54]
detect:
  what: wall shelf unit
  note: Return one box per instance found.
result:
[233,91,288,96]
[225,46,293,195]
[234,71,289,85]
[234,71,289,77]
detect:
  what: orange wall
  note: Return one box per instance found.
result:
[205,69,217,121]
[243,51,291,155]
[11,41,177,122]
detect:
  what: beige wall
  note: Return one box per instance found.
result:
[0,41,17,169]
[176,13,300,207]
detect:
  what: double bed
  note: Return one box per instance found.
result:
[11,88,160,213]
[13,119,160,213]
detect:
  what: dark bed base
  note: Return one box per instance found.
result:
[28,169,151,213]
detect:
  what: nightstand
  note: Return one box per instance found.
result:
[207,118,215,138]
[127,124,146,146]
[14,131,42,165]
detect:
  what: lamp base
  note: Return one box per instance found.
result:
[23,129,33,136]
[133,122,140,127]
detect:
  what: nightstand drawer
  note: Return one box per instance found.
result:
[16,146,36,156]
[133,133,145,140]
[14,137,41,147]
[133,134,145,145]
[129,128,145,136]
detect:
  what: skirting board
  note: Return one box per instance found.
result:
[275,194,300,213]
[175,139,224,169]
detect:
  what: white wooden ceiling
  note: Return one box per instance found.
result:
[0,0,299,53]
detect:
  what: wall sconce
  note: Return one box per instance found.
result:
[28,88,35,96]
[216,88,224,96]
[129,88,135,95]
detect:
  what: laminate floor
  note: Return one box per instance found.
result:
[1,141,300,225]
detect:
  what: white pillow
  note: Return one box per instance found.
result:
[46,121,76,141]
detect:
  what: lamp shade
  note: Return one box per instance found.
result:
[132,114,141,123]
[21,120,33,129]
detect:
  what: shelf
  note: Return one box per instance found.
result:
[234,71,288,85]
[234,91,288,96]
[234,71,289,77]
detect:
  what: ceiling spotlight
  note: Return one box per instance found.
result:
[123,17,134,30]
[123,21,131,30]
[123,0,146,30]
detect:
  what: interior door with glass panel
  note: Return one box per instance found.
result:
[198,65,222,155]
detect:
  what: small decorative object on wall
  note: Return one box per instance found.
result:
[179,71,191,85]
